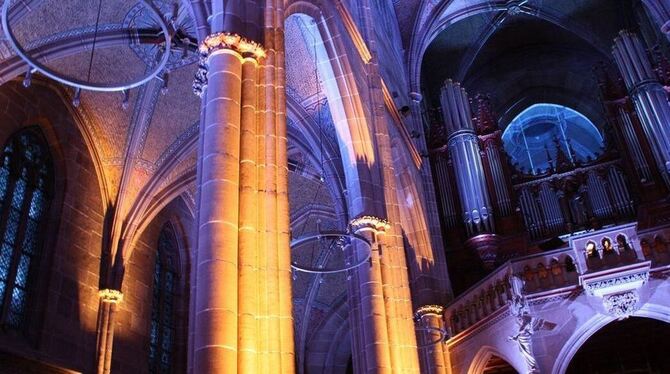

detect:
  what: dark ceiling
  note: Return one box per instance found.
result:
[420,0,653,129]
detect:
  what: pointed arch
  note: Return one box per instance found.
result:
[468,345,520,374]
[552,304,670,374]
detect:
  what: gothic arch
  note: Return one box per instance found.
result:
[552,304,670,374]
[468,345,520,374]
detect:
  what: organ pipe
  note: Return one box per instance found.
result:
[440,80,494,236]
[613,30,670,187]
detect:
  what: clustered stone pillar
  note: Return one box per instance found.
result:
[613,30,670,187]
[95,289,123,374]
[414,305,449,374]
[191,1,294,372]
[440,80,494,236]
[347,216,394,373]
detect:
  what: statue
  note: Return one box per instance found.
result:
[508,278,556,374]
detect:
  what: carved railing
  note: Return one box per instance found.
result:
[443,223,670,339]
[444,263,514,335]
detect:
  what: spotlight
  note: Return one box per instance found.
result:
[121,90,130,111]
[22,69,33,88]
[161,72,169,95]
[72,88,81,107]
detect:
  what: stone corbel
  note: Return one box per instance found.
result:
[579,261,650,319]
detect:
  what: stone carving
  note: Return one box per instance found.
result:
[508,277,556,374]
[193,32,266,97]
[583,271,649,296]
[193,61,208,97]
[603,291,639,319]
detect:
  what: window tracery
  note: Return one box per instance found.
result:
[148,223,179,373]
[0,128,52,329]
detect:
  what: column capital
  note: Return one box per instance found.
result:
[413,304,445,322]
[192,32,266,97]
[199,32,266,61]
[349,215,391,234]
[98,289,123,304]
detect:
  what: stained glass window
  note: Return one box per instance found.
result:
[0,128,53,329]
[149,223,179,373]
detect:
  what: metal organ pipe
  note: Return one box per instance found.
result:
[586,171,613,220]
[485,140,512,216]
[539,183,563,234]
[617,106,653,182]
[519,187,543,239]
[440,80,494,236]
[613,31,670,187]
[434,154,459,228]
[607,166,634,216]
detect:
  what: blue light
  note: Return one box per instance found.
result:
[502,103,605,175]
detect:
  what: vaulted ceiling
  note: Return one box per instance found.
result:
[418,0,656,129]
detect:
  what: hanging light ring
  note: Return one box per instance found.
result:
[290,231,372,274]
[2,0,172,92]
[415,326,448,348]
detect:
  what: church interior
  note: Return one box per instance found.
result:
[0,0,668,373]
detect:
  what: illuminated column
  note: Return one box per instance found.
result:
[95,289,123,374]
[641,0,670,40]
[348,216,394,374]
[191,1,294,372]
[613,30,670,187]
[440,80,494,235]
[414,305,449,374]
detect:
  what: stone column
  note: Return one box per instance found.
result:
[642,0,670,40]
[348,216,393,374]
[440,80,494,236]
[95,289,123,374]
[613,30,670,187]
[414,305,449,374]
[191,1,294,372]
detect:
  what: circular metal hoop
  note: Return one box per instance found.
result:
[290,231,372,274]
[2,0,172,92]
[416,326,448,348]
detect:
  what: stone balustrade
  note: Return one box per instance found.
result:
[444,264,514,335]
[443,222,670,339]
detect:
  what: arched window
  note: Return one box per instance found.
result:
[0,128,53,329]
[149,223,179,373]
